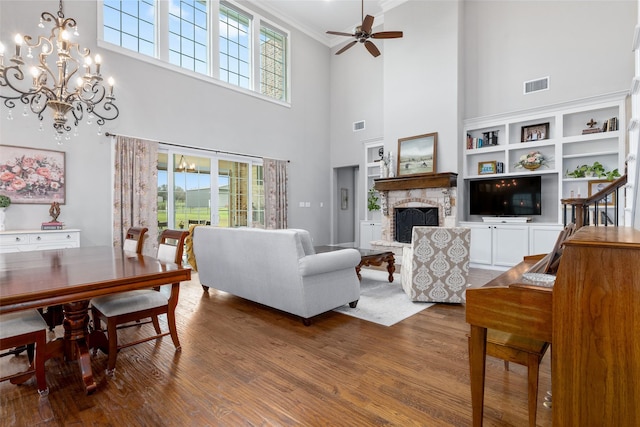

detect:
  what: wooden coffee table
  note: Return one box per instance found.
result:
[314,246,395,282]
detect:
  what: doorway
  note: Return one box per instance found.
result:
[334,166,358,245]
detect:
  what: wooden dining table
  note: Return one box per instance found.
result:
[0,246,191,394]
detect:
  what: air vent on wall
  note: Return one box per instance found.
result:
[524,76,549,94]
[353,120,365,131]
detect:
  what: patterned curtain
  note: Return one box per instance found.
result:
[264,158,288,229]
[113,136,159,256]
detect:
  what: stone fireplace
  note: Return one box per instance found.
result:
[371,172,458,257]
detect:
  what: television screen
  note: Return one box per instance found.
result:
[469,176,542,216]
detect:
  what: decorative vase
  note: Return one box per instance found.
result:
[524,164,541,170]
[0,207,5,231]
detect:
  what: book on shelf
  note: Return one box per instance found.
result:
[41,221,64,230]
[601,117,618,132]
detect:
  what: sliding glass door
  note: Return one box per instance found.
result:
[157,149,263,231]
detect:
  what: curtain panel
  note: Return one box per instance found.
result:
[113,136,159,256]
[264,158,288,229]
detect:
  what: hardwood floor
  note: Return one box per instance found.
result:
[0,268,552,426]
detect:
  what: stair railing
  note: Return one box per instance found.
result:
[561,174,627,229]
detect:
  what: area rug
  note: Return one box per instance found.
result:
[333,268,434,327]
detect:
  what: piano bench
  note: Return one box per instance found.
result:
[483,329,550,427]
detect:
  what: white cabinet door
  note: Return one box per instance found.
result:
[492,225,529,267]
[468,224,493,265]
[360,221,381,249]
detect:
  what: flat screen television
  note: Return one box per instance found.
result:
[469,176,542,216]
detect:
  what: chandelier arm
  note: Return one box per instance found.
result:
[89,100,120,125]
[69,103,83,127]
[0,65,29,98]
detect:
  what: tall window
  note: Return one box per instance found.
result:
[157,150,263,230]
[101,1,289,102]
[260,25,287,101]
[218,160,248,227]
[103,0,155,56]
[252,164,265,226]
[169,0,208,74]
[218,4,251,89]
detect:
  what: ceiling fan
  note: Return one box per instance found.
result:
[326,0,403,58]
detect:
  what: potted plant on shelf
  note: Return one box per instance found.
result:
[0,195,11,231]
[565,162,620,179]
[515,151,547,170]
[367,188,380,211]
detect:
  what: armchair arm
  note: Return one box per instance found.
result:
[298,249,360,277]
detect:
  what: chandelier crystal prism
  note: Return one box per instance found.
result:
[0,0,119,140]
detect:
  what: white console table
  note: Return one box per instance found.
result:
[0,229,81,253]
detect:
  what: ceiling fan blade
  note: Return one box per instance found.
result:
[364,40,381,57]
[335,40,358,55]
[326,31,355,37]
[361,15,374,34]
[371,31,403,39]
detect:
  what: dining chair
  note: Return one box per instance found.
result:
[0,310,49,396]
[123,226,148,254]
[91,229,189,373]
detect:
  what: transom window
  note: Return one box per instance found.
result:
[218,4,251,89]
[103,0,155,56]
[101,1,289,103]
[169,0,208,74]
[260,25,287,101]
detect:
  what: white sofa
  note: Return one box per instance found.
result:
[192,227,361,325]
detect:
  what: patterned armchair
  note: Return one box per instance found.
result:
[401,227,471,303]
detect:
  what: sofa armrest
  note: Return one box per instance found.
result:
[298,248,360,277]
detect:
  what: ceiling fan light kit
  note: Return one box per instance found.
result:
[327,0,403,57]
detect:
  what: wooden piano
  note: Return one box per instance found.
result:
[466,226,640,427]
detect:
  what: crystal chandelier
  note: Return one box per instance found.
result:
[0,0,119,142]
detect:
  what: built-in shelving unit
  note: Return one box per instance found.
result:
[463,91,627,225]
[361,140,383,248]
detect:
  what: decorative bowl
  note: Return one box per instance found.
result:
[522,272,556,287]
[523,164,541,170]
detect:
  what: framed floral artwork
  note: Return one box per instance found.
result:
[0,145,66,204]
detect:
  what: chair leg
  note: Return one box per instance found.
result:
[35,332,48,395]
[167,310,181,350]
[106,320,118,374]
[151,316,162,335]
[527,353,541,427]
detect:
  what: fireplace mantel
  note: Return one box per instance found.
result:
[374,172,457,191]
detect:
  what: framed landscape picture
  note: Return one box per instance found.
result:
[397,132,437,177]
[0,145,66,204]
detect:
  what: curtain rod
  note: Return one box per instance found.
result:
[105,132,289,162]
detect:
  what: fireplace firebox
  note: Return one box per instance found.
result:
[394,207,438,243]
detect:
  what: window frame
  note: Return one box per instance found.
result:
[97,0,290,105]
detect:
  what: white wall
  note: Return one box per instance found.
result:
[464,1,635,118]
[384,1,463,175]
[0,1,333,245]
